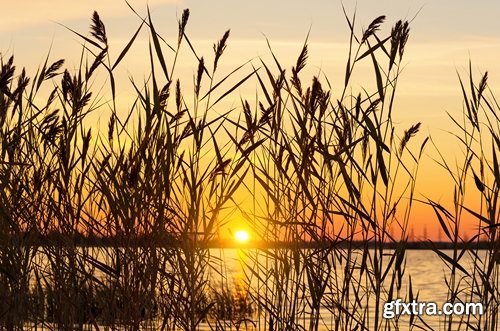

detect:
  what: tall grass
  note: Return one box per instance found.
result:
[427,65,500,330]
[238,11,425,331]
[0,7,254,330]
[0,4,497,331]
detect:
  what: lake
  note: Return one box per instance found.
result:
[201,248,487,330]
[26,247,491,330]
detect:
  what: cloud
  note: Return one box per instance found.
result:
[0,0,182,32]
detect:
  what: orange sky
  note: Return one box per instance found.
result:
[2,1,499,241]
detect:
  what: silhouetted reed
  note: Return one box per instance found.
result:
[0,4,497,331]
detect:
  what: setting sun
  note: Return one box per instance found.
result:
[234,230,250,243]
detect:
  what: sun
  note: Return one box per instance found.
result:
[234,230,250,243]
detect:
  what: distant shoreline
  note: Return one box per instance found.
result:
[12,234,495,250]
[206,240,495,250]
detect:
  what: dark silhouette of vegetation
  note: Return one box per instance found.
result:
[0,4,497,331]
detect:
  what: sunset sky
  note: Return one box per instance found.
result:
[2,0,499,240]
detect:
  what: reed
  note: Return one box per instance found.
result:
[238,9,425,331]
[427,64,500,330]
[0,4,497,331]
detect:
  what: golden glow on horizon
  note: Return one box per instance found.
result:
[234,230,250,243]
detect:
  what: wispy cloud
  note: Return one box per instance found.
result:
[0,0,182,32]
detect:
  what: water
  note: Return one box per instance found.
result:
[217,249,459,302]
[207,249,488,330]
[26,247,492,330]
